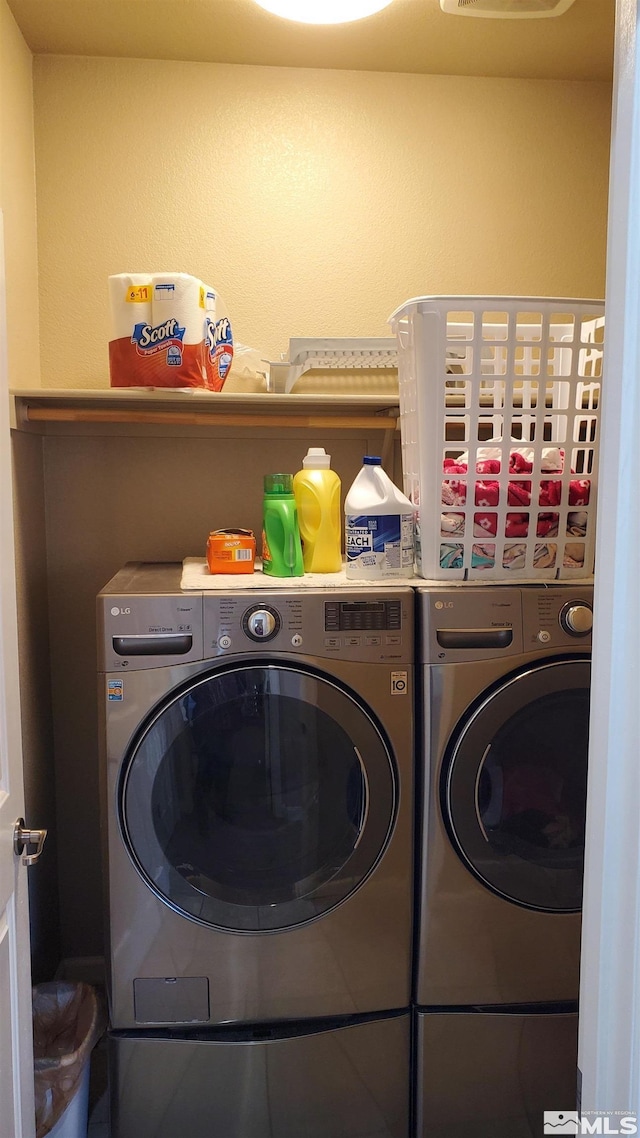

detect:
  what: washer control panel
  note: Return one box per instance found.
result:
[97,565,414,669]
[98,593,205,671]
[324,598,403,633]
[204,590,413,663]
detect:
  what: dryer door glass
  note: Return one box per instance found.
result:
[443,658,590,912]
[120,663,397,931]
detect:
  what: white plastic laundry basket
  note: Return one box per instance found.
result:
[389,296,604,581]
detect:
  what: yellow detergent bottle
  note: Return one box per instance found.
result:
[293,448,342,573]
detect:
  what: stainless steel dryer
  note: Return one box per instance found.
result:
[414,584,592,1138]
[97,563,414,1138]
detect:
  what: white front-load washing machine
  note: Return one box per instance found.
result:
[414,584,592,1138]
[97,563,414,1138]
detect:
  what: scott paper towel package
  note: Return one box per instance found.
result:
[108,272,234,390]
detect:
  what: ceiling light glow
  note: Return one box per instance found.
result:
[253,0,394,25]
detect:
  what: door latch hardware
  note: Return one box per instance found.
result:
[13,818,48,866]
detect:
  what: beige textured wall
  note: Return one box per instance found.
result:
[33,56,611,390]
[0,0,40,388]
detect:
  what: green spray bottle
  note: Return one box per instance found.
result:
[261,474,304,577]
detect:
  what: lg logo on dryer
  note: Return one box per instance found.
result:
[435,601,453,610]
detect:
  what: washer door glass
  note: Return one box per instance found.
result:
[120,663,397,931]
[443,658,590,912]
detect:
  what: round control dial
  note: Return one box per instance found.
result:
[242,604,281,642]
[559,601,593,637]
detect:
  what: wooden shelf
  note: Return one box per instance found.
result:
[10,389,400,434]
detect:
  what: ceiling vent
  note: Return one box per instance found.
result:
[439,0,576,17]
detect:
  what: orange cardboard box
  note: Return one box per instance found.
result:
[206,529,256,574]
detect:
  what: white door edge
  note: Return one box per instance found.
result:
[578,0,640,1116]
[0,210,36,1135]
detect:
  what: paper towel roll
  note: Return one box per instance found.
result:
[152,273,207,347]
[108,271,233,390]
[108,273,153,341]
[201,281,234,389]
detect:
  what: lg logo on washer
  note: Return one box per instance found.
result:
[435,601,453,610]
[110,606,131,616]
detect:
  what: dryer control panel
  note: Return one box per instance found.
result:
[420,585,593,664]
